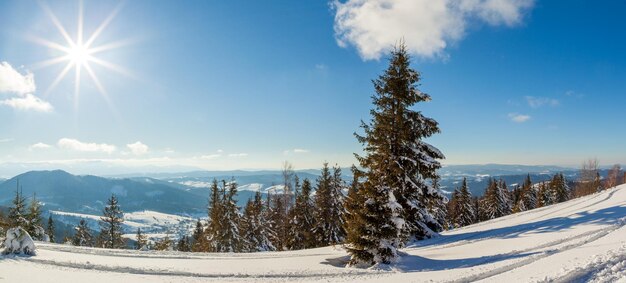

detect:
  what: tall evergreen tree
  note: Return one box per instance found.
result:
[456,178,476,227]
[521,174,537,210]
[313,163,346,246]
[191,219,205,252]
[99,194,125,249]
[242,192,275,252]
[427,176,448,231]
[287,178,316,250]
[73,219,94,247]
[8,182,28,229]
[447,189,460,228]
[27,193,45,240]
[268,192,287,250]
[135,228,147,250]
[46,215,55,243]
[218,180,243,252]
[551,173,570,203]
[481,178,511,220]
[205,179,223,252]
[345,43,445,265]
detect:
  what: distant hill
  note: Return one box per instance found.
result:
[0,170,208,215]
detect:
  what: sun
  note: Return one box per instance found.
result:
[67,43,92,65]
[30,0,130,113]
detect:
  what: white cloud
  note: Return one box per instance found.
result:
[284,148,310,155]
[126,141,149,155]
[228,153,248,158]
[29,142,51,150]
[217,149,224,153]
[0,93,53,112]
[0,62,36,94]
[333,0,534,60]
[508,113,530,123]
[198,154,221,160]
[525,96,559,108]
[0,138,13,143]
[57,138,116,154]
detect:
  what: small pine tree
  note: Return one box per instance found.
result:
[551,173,570,203]
[135,228,147,250]
[8,183,28,229]
[268,192,287,250]
[242,192,275,252]
[218,180,244,252]
[521,174,537,210]
[27,193,45,241]
[99,194,125,249]
[46,215,56,243]
[481,178,511,220]
[456,178,475,227]
[287,177,317,250]
[73,219,94,247]
[154,235,173,251]
[191,219,205,252]
[177,235,191,252]
[205,179,223,252]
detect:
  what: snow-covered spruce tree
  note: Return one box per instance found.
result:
[521,174,537,210]
[537,182,553,208]
[456,178,475,227]
[135,228,147,250]
[46,216,55,243]
[154,235,173,251]
[191,219,205,252]
[427,176,448,231]
[205,179,223,252]
[99,194,125,249]
[313,163,346,246]
[177,235,191,252]
[481,179,511,220]
[551,173,569,203]
[218,180,243,252]
[242,191,275,252]
[268,192,287,250]
[344,165,362,229]
[8,184,28,229]
[346,44,445,265]
[447,189,460,228]
[287,177,316,250]
[27,193,46,241]
[72,219,94,247]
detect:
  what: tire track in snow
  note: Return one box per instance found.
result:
[449,216,626,283]
[409,188,621,252]
[22,257,381,280]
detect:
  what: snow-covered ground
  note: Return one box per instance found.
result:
[2,184,626,282]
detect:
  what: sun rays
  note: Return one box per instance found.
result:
[30,0,130,114]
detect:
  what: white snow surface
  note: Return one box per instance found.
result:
[2,184,626,282]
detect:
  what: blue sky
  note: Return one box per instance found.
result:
[0,0,625,174]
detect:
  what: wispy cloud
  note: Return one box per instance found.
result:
[126,141,149,155]
[29,142,51,150]
[525,96,559,108]
[57,138,116,154]
[0,138,13,143]
[0,93,53,112]
[508,113,531,123]
[228,153,248,158]
[333,0,534,60]
[284,148,310,155]
[0,62,36,94]
[198,154,221,160]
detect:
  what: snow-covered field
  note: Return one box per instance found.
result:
[2,184,626,282]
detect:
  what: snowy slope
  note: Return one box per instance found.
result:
[2,184,626,282]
